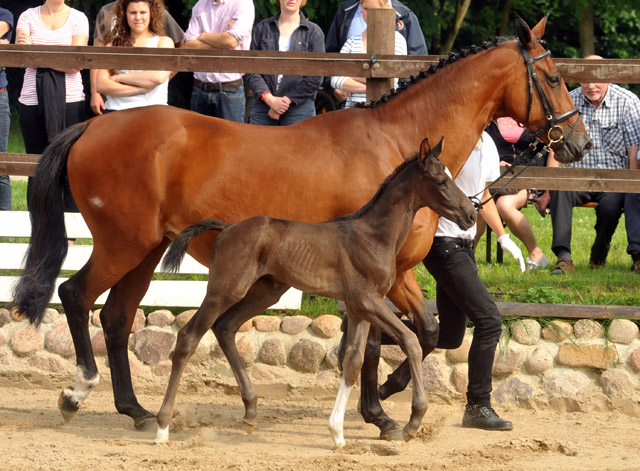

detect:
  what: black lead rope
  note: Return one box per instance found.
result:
[468,140,551,212]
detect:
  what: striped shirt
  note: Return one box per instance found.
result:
[568,84,640,170]
[331,31,407,109]
[16,7,89,105]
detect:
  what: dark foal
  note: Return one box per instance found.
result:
[155,137,476,446]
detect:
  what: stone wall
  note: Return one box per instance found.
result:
[1,307,639,416]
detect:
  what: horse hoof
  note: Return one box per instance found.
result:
[58,390,79,423]
[241,417,257,434]
[379,427,404,441]
[134,414,157,431]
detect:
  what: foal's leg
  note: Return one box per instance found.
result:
[328,314,370,448]
[213,278,289,428]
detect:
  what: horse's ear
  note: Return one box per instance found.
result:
[531,15,548,39]
[419,137,431,164]
[516,15,547,48]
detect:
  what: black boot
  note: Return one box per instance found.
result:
[462,404,513,431]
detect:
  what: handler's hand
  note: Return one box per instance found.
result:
[498,234,525,272]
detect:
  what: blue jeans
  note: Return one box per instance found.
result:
[190,84,245,123]
[0,90,11,210]
[625,193,640,256]
[249,98,315,126]
[423,238,502,406]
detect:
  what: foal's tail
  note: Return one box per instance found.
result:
[12,121,90,326]
[162,219,231,273]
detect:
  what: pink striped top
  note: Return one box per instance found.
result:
[16,7,89,105]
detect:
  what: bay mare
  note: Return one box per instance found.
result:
[13,16,591,432]
[154,138,476,446]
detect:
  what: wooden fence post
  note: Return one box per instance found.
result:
[366,8,395,103]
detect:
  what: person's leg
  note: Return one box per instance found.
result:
[19,104,49,212]
[0,90,12,210]
[624,193,640,271]
[278,99,316,126]
[590,191,625,266]
[61,101,87,213]
[495,190,547,268]
[190,85,213,117]
[549,190,589,273]
[217,86,246,123]
[248,99,278,126]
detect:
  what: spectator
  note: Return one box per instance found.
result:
[184,0,254,123]
[423,133,521,430]
[16,0,89,212]
[94,0,174,112]
[0,8,13,211]
[625,149,640,272]
[325,0,427,103]
[481,117,549,270]
[90,0,184,115]
[538,56,640,274]
[247,0,324,126]
[330,0,407,109]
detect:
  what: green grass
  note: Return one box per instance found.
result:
[6,122,638,317]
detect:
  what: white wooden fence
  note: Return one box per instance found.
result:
[0,211,302,310]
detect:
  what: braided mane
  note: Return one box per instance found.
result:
[357,36,514,109]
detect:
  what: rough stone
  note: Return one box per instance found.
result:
[258,338,286,366]
[152,361,173,377]
[525,347,554,374]
[510,319,541,345]
[0,350,8,365]
[381,345,406,364]
[445,339,470,363]
[607,319,639,345]
[91,330,108,356]
[238,319,253,333]
[44,320,75,358]
[280,315,312,335]
[310,315,342,339]
[0,330,5,347]
[130,329,176,364]
[175,309,197,329]
[236,336,255,367]
[42,308,61,324]
[28,353,66,372]
[254,315,282,332]
[289,338,325,373]
[493,376,535,406]
[628,348,640,373]
[557,343,618,369]
[252,363,288,381]
[493,348,523,376]
[146,309,175,328]
[599,369,635,398]
[451,365,468,394]
[131,309,146,333]
[542,369,591,397]
[421,356,449,393]
[11,324,43,356]
[91,309,103,327]
[573,319,604,339]
[541,320,573,343]
[324,346,340,370]
[190,340,211,363]
[0,307,11,327]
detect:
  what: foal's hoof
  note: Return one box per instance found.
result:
[379,425,403,442]
[402,425,418,442]
[241,417,257,434]
[58,390,79,423]
[134,414,158,431]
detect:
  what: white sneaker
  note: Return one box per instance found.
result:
[526,254,549,271]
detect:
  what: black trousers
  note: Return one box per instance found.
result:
[422,237,502,406]
[549,190,625,264]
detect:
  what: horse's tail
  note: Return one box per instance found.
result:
[162,219,231,273]
[12,121,90,326]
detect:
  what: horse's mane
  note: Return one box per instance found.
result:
[358,36,515,109]
[332,153,420,222]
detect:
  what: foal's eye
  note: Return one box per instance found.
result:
[436,179,447,188]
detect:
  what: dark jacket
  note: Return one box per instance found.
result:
[325,0,428,55]
[486,121,545,167]
[247,13,325,106]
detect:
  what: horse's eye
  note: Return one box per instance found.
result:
[548,75,561,86]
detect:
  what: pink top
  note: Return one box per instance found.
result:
[496,117,525,144]
[184,0,254,84]
[17,7,89,105]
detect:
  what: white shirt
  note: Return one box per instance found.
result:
[436,132,500,239]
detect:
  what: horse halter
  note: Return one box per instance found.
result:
[519,40,581,145]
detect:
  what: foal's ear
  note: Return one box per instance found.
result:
[429,136,444,160]
[419,137,431,163]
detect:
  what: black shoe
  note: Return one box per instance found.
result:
[462,405,513,431]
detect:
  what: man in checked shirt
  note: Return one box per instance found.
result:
[537,55,640,274]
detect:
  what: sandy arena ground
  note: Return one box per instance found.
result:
[1,381,639,471]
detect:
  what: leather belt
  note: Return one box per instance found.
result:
[434,236,474,248]
[194,78,242,92]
